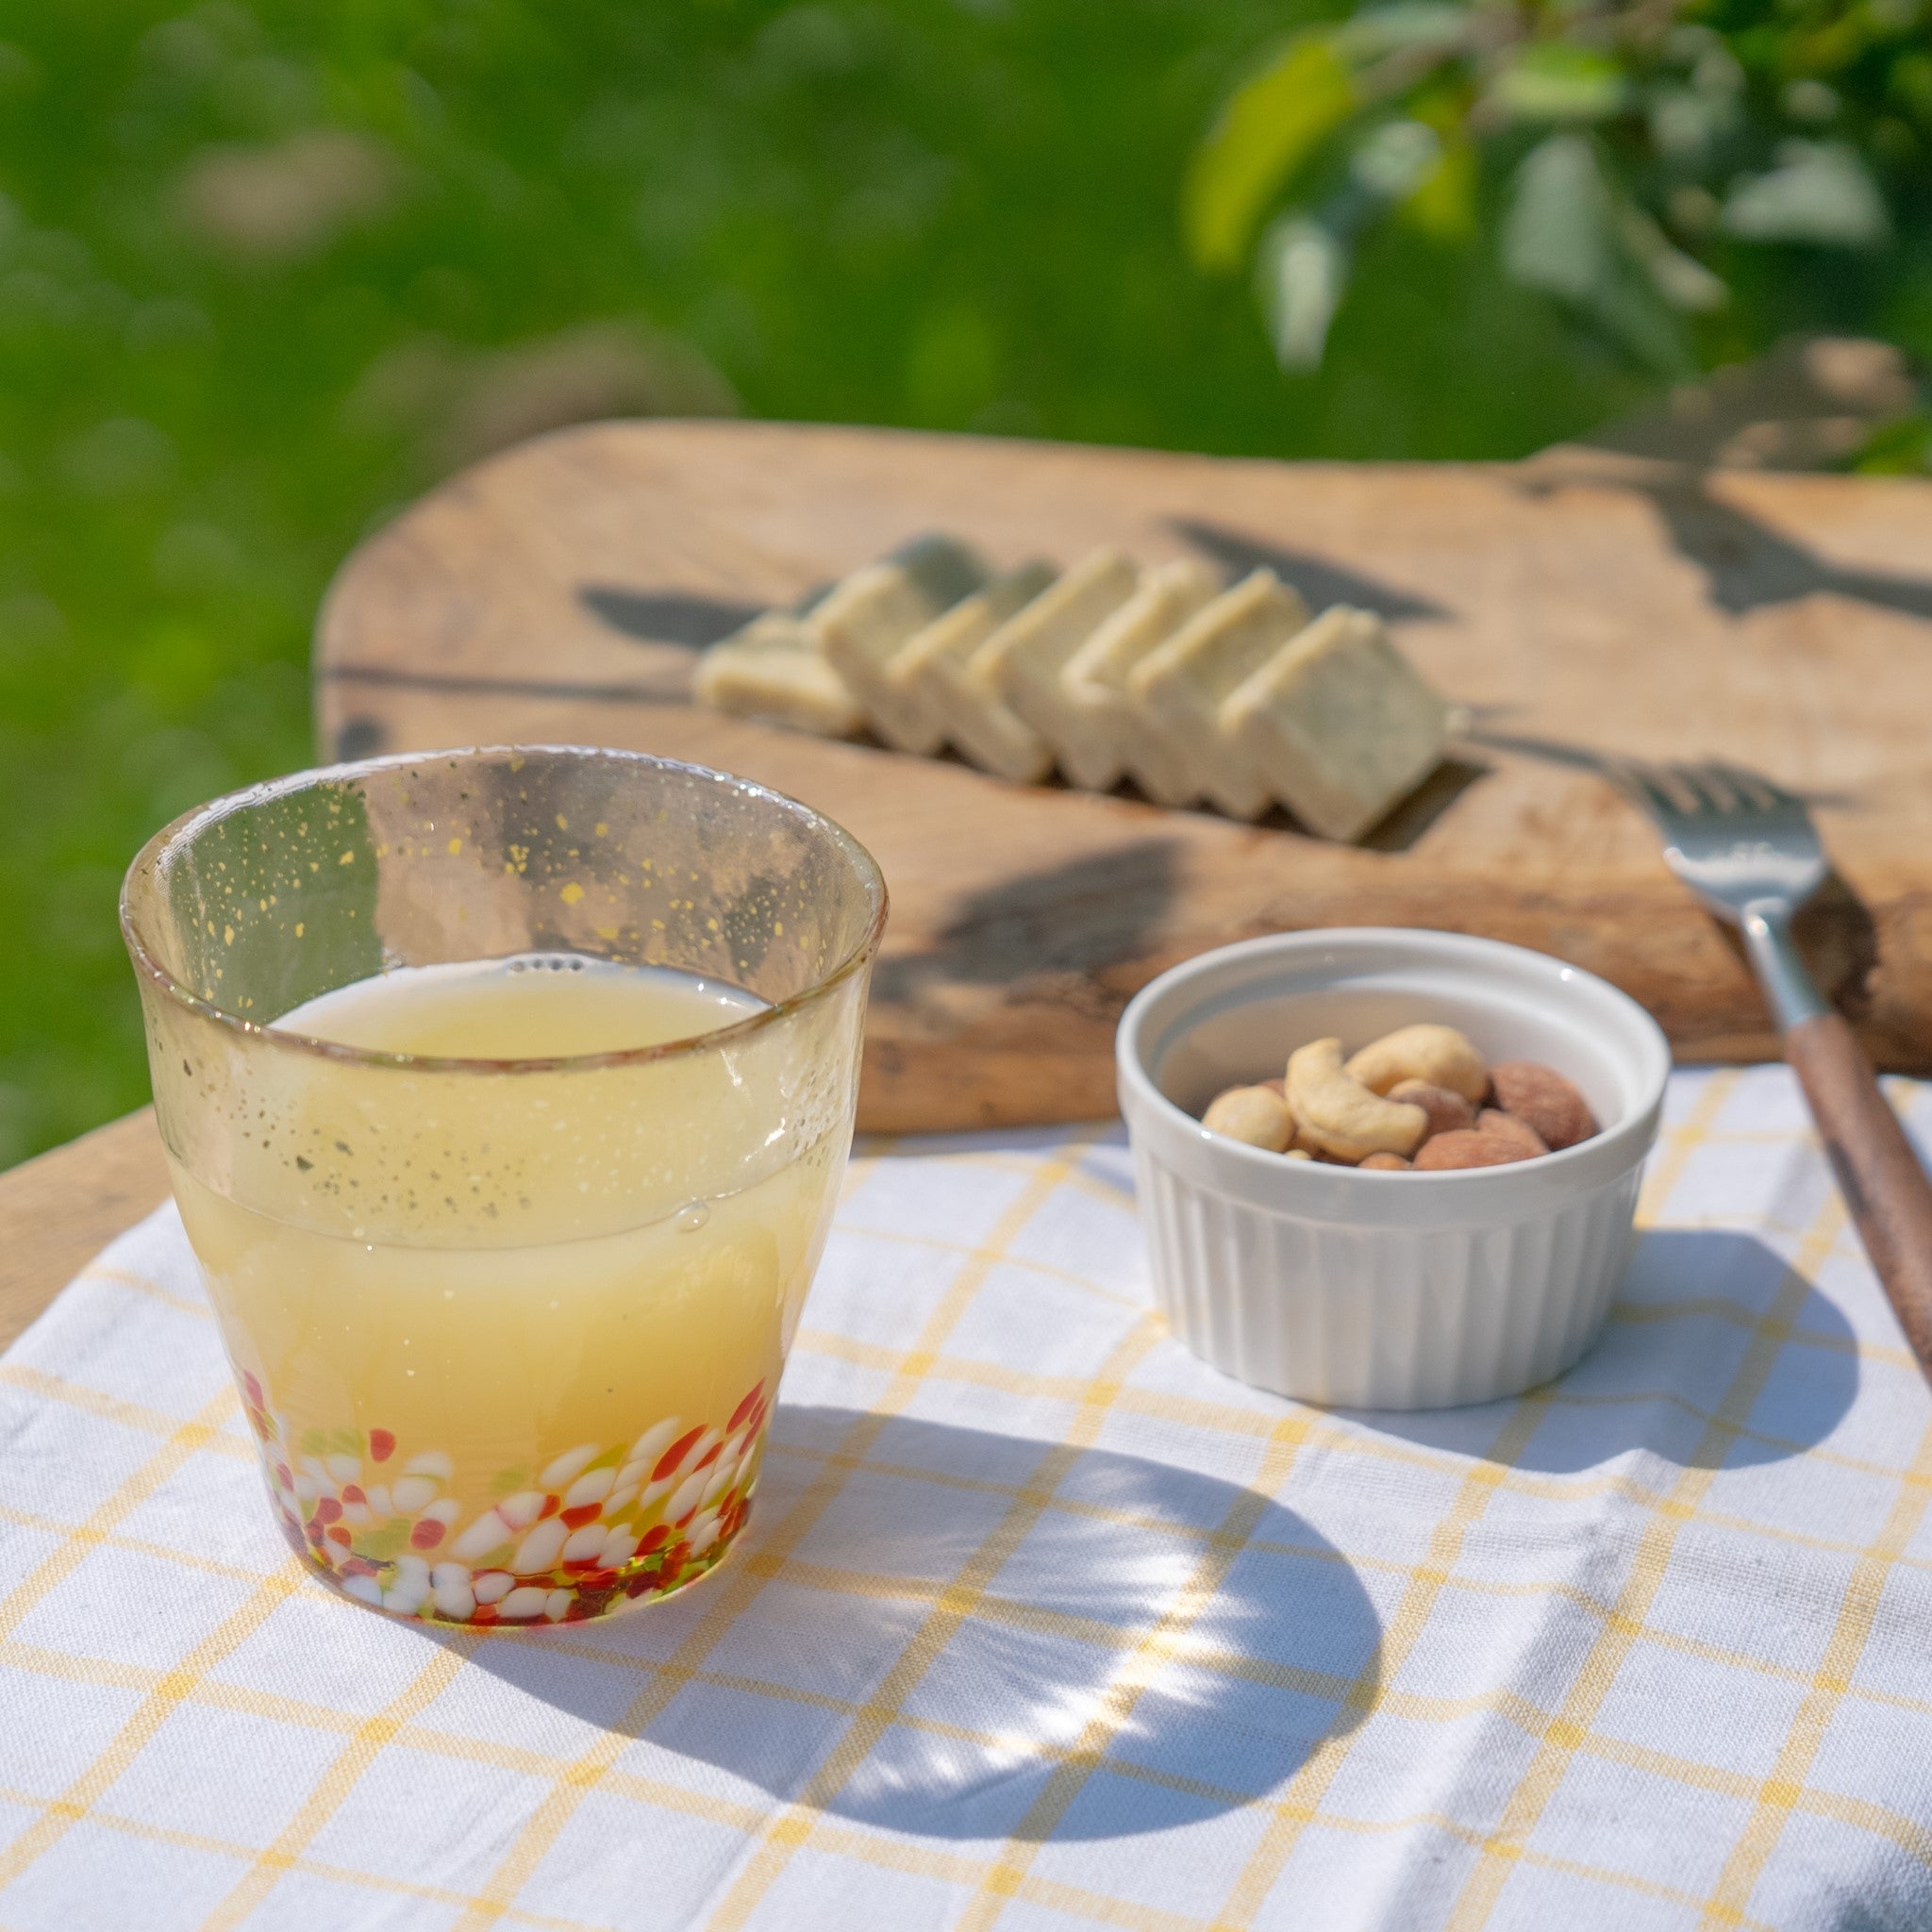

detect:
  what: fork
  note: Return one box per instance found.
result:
[1618,759,1932,1376]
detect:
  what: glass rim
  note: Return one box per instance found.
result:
[120,743,890,1077]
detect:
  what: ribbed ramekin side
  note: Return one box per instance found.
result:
[1132,1145,1647,1409]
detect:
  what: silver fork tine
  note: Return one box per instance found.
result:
[1645,764,1694,816]
[1710,761,1790,811]
[1694,761,1757,810]
[1673,762,1738,815]
[1616,760,1691,824]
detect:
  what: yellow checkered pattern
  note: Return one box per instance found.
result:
[5,1065,1932,1931]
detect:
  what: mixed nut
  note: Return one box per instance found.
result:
[1200,1023,1598,1172]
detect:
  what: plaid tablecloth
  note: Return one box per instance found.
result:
[5,1065,1932,1932]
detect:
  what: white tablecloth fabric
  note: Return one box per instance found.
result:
[4,1065,1932,1932]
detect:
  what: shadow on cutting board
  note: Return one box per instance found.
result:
[874,838,1184,1012]
[454,1407,1382,1840]
[1170,516,1451,624]
[1340,1228,1859,1474]
[577,585,765,647]
[1513,466,1932,625]
[1469,725,1879,1014]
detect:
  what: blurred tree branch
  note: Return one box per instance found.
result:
[1186,0,1932,441]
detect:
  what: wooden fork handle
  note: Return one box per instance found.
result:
[1785,1012,1932,1374]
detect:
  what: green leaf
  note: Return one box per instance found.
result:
[1723,142,1890,248]
[1648,85,1741,163]
[1349,120,1441,202]
[1503,136,1690,375]
[1400,134,1477,242]
[1185,35,1357,272]
[1490,43,1630,124]
[1334,4,1469,62]
[1255,213,1350,370]
[1850,413,1932,477]
[1503,136,1614,303]
[1618,206,1728,313]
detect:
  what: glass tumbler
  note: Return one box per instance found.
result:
[121,746,886,1626]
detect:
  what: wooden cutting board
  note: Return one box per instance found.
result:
[315,421,1932,1129]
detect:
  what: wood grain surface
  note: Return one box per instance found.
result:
[10,422,1932,1332]
[313,421,1932,1129]
[0,1108,169,1352]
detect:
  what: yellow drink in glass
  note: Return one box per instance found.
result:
[124,750,885,1626]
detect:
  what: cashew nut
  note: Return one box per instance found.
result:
[1202,1084,1295,1152]
[1286,1038,1428,1161]
[1345,1024,1487,1104]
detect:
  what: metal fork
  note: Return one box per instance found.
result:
[1618,760,1932,1374]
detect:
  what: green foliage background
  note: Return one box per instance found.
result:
[0,0,1919,1164]
[1182,1,1932,381]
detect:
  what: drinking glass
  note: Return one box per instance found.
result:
[121,746,886,1625]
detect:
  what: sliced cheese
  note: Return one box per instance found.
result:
[693,609,865,738]
[1060,559,1219,806]
[884,560,1058,778]
[811,534,990,753]
[974,548,1140,790]
[1222,605,1450,841]
[1126,569,1309,819]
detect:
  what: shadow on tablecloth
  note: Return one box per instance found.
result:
[454,1407,1381,1842]
[1342,1227,1859,1473]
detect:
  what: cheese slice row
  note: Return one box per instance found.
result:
[693,540,1451,842]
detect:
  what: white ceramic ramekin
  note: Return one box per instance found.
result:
[1117,929,1672,1409]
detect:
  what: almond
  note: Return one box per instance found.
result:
[1388,1079,1475,1141]
[1488,1062,1597,1151]
[1474,1109,1549,1160]
[1413,1112,1549,1171]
